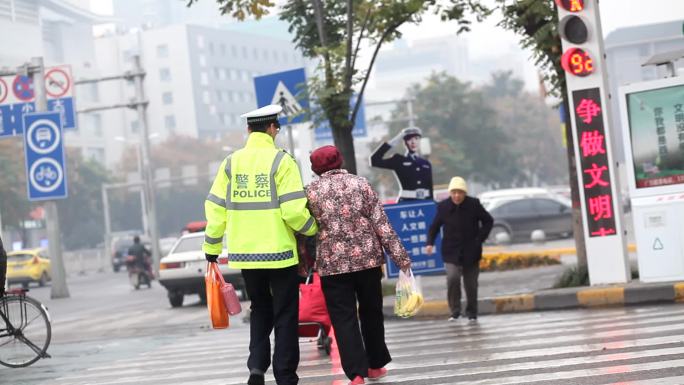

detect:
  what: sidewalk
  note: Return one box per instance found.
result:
[383,258,684,319]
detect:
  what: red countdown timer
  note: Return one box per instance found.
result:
[555,0,585,12]
[561,48,594,77]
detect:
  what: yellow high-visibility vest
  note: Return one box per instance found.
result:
[202,132,318,269]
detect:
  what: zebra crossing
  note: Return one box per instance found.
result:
[6,303,684,384]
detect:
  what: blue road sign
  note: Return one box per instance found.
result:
[254,68,309,125]
[314,95,367,141]
[384,200,443,278]
[23,112,68,201]
[0,98,76,138]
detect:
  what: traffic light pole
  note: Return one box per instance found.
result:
[557,0,630,285]
[31,57,70,299]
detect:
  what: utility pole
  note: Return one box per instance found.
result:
[101,186,111,273]
[76,56,161,276]
[132,55,161,276]
[31,57,70,299]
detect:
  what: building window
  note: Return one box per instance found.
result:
[213,67,220,79]
[262,50,269,60]
[199,55,207,67]
[242,46,248,59]
[203,90,211,104]
[89,83,100,102]
[165,115,176,129]
[201,72,209,86]
[219,68,226,80]
[282,52,288,63]
[130,120,140,134]
[253,48,259,60]
[209,105,217,115]
[241,70,249,82]
[157,44,169,58]
[272,50,278,61]
[230,91,238,103]
[231,45,237,57]
[220,43,226,55]
[92,114,103,137]
[215,90,223,102]
[162,92,173,105]
[222,90,229,101]
[230,69,238,80]
[159,68,171,82]
[196,35,205,49]
[209,42,215,55]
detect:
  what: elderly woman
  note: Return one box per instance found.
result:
[305,145,411,385]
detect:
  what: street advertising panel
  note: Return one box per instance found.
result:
[384,201,443,278]
[620,77,684,198]
[572,87,618,237]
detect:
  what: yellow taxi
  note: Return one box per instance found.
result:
[6,249,51,289]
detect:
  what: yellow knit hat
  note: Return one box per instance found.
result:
[448,176,468,193]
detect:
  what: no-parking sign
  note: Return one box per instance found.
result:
[23,111,68,201]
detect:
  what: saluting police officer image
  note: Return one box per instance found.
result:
[203,105,318,385]
[370,127,434,201]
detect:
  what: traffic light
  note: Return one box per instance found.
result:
[557,0,595,78]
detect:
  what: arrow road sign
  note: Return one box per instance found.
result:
[23,111,68,201]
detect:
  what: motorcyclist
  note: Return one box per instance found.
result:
[127,236,152,278]
[1,236,7,297]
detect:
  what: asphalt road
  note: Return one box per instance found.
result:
[5,271,684,384]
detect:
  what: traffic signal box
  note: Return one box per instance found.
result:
[556,0,630,284]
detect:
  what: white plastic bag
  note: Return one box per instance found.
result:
[394,269,423,318]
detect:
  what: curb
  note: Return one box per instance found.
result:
[384,280,684,319]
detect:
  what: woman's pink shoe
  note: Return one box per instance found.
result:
[368,367,388,380]
[349,375,365,385]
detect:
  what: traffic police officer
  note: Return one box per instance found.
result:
[203,104,318,385]
[370,127,434,201]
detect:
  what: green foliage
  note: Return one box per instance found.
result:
[57,152,111,249]
[553,264,589,288]
[486,71,567,185]
[187,0,487,173]
[409,72,521,185]
[0,138,29,230]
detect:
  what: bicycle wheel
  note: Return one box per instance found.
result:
[0,295,52,368]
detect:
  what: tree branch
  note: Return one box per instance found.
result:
[311,0,334,86]
[350,19,407,127]
[350,7,372,75]
[344,0,354,91]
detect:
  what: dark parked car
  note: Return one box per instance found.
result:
[487,197,573,243]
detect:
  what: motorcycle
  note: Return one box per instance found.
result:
[125,255,154,290]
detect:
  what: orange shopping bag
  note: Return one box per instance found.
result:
[205,262,229,329]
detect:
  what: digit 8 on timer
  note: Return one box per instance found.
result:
[561,48,594,77]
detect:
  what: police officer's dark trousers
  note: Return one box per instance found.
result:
[320,267,392,380]
[242,265,300,385]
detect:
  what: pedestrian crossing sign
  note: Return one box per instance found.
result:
[254,68,309,125]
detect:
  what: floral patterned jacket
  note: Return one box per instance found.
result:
[305,169,410,276]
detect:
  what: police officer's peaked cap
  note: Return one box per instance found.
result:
[241,104,283,125]
[402,126,423,140]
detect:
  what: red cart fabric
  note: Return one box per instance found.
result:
[298,272,332,337]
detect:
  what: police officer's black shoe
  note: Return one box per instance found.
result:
[247,373,265,385]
